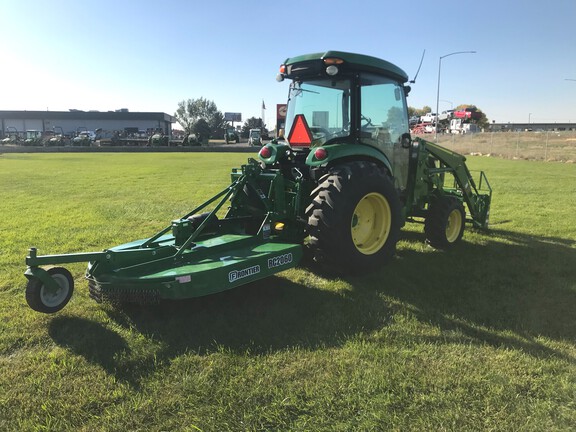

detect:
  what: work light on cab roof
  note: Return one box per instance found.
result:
[277,56,345,81]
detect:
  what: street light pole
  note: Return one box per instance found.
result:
[440,99,453,109]
[435,51,476,140]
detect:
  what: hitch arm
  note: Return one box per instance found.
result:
[26,247,108,267]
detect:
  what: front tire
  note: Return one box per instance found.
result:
[26,267,74,313]
[425,196,465,249]
[306,161,401,273]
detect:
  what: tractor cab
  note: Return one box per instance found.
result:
[274,51,412,191]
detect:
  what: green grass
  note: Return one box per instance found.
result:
[0,153,575,431]
[436,130,576,162]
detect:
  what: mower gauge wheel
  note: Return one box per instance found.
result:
[26,267,74,314]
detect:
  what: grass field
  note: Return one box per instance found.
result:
[435,130,576,162]
[1,152,575,431]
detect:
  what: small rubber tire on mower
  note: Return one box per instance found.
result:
[306,161,402,274]
[424,196,466,249]
[25,267,74,314]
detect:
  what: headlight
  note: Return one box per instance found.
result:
[326,65,339,76]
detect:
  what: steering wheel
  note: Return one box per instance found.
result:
[361,114,373,128]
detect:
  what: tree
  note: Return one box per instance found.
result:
[192,118,211,144]
[408,105,432,117]
[387,107,405,127]
[209,111,227,140]
[241,117,264,138]
[454,104,489,129]
[175,97,225,137]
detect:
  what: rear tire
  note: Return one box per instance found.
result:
[306,161,401,273]
[26,267,74,313]
[425,196,465,249]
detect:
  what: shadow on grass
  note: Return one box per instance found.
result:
[359,227,576,361]
[47,227,575,385]
[48,316,129,372]
[109,275,389,353]
[49,275,389,386]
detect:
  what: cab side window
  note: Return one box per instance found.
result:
[360,74,408,151]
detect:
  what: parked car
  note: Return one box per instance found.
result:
[438,110,454,121]
[420,113,437,123]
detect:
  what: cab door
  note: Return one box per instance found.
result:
[359,73,410,191]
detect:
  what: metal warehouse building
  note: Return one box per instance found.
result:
[0,110,176,138]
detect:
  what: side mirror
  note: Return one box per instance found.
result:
[401,132,411,148]
[403,85,411,96]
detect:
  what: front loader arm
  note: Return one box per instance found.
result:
[415,138,492,228]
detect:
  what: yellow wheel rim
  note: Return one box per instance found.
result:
[446,209,463,243]
[351,192,391,255]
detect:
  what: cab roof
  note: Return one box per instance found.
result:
[282,51,409,83]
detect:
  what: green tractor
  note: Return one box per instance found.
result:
[148,131,170,146]
[23,130,44,146]
[1,127,21,145]
[24,51,491,313]
[45,127,71,147]
[224,127,240,144]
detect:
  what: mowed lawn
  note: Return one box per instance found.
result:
[0,152,575,431]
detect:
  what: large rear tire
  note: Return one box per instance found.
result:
[306,161,401,273]
[425,196,465,249]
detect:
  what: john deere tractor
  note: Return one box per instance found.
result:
[24,51,491,313]
[261,50,491,269]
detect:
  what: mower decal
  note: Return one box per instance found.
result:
[229,265,261,283]
[267,253,293,269]
[176,275,192,284]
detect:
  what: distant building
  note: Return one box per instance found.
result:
[490,122,575,132]
[0,110,176,137]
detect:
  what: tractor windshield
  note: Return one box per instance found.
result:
[285,79,351,147]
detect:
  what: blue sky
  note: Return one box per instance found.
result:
[1,0,575,127]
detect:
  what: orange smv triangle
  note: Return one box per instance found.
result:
[287,114,313,147]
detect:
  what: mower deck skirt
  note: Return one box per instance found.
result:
[88,234,303,299]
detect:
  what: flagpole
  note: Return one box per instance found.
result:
[261,100,266,128]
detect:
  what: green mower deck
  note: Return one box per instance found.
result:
[26,233,302,310]
[86,234,302,302]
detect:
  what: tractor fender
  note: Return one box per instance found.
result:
[306,143,393,174]
[258,142,291,165]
